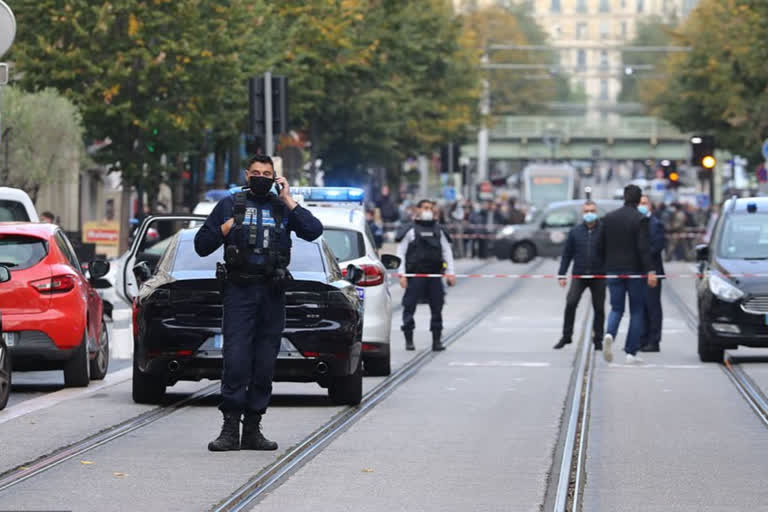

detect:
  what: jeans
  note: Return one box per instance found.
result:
[641,279,663,347]
[606,277,647,356]
[562,279,606,343]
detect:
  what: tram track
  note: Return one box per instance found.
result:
[210,258,545,512]
[665,283,768,429]
[0,258,538,502]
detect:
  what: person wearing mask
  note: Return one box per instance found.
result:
[638,195,666,352]
[554,201,605,350]
[597,184,657,364]
[397,199,456,351]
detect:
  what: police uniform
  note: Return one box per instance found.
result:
[397,221,455,351]
[194,189,322,451]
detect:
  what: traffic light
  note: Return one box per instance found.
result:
[146,128,159,153]
[690,135,715,168]
[248,75,289,138]
[660,159,679,188]
[439,143,460,174]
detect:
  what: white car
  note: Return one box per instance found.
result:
[300,188,400,376]
[0,187,39,222]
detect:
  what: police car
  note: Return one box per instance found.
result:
[296,187,400,376]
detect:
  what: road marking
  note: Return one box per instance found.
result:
[605,364,703,369]
[490,327,561,332]
[0,367,133,425]
[448,361,551,368]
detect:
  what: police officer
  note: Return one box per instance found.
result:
[554,200,606,350]
[397,199,456,351]
[639,195,666,352]
[194,155,323,452]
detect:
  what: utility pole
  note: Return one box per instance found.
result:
[475,52,490,202]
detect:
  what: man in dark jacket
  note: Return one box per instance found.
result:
[639,195,666,352]
[597,184,658,364]
[554,201,605,350]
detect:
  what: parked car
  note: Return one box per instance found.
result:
[493,199,623,263]
[0,187,39,222]
[0,267,11,410]
[302,187,400,376]
[124,216,365,405]
[696,197,768,362]
[0,223,111,387]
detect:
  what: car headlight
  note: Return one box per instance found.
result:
[708,274,744,302]
[498,226,516,239]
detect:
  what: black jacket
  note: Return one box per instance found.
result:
[597,205,652,274]
[649,214,666,276]
[558,221,604,277]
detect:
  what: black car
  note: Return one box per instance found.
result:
[696,197,768,362]
[130,225,364,405]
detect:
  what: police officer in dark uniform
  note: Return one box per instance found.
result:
[194,155,323,452]
[397,199,456,352]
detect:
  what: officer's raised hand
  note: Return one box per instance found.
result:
[274,176,297,210]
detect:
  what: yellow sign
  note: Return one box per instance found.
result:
[82,221,120,246]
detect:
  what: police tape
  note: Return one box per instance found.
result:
[438,233,703,240]
[393,272,768,279]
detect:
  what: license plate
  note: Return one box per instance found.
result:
[356,287,365,301]
[1,332,17,347]
[214,334,223,350]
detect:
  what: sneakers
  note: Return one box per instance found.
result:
[553,337,572,350]
[602,334,613,362]
[625,353,645,365]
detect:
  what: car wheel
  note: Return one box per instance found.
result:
[511,242,536,263]
[0,340,10,410]
[132,358,166,404]
[364,356,391,377]
[329,360,363,405]
[63,334,90,387]
[698,324,724,363]
[89,319,110,380]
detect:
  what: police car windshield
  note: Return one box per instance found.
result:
[718,213,768,259]
[173,238,325,273]
[323,229,365,262]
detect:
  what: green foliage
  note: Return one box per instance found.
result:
[0,87,84,202]
[618,16,678,103]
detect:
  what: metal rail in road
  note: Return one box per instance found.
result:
[211,258,545,512]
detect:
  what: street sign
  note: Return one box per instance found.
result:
[762,139,768,160]
[0,1,15,58]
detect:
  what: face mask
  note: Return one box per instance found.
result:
[637,205,649,216]
[248,176,274,197]
[583,212,598,223]
[420,210,434,221]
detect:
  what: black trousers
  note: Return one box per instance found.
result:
[562,278,606,343]
[220,282,285,415]
[641,279,663,347]
[401,277,445,333]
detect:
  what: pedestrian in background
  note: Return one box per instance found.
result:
[397,199,456,351]
[638,195,666,352]
[40,211,55,223]
[554,200,605,351]
[597,184,657,364]
[366,208,383,249]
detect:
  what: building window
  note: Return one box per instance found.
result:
[576,22,588,40]
[636,0,644,12]
[576,0,588,13]
[551,0,561,13]
[600,79,609,100]
[577,49,587,70]
[620,21,627,39]
[599,0,611,12]
[600,50,609,69]
[600,21,610,39]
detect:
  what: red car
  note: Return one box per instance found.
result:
[0,223,111,387]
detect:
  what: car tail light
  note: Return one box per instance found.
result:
[342,264,385,287]
[30,275,76,293]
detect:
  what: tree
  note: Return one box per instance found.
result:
[645,0,768,162]
[0,87,85,202]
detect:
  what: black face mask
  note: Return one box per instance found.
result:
[248,176,274,197]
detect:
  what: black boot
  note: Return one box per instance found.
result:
[208,411,241,452]
[553,337,572,349]
[432,330,445,351]
[404,331,415,351]
[241,412,278,451]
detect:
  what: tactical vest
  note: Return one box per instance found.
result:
[224,191,291,284]
[405,222,444,274]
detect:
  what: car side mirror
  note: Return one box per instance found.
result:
[380,254,401,270]
[345,264,364,284]
[133,261,152,284]
[90,278,113,290]
[89,260,111,280]
[695,244,709,262]
[0,265,9,283]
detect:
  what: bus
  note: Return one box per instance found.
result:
[521,163,578,210]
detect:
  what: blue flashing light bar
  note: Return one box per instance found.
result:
[292,187,365,203]
[205,189,233,202]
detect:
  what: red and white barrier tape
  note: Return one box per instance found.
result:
[394,272,768,279]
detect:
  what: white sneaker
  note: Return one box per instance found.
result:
[603,334,613,362]
[625,354,645,365]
